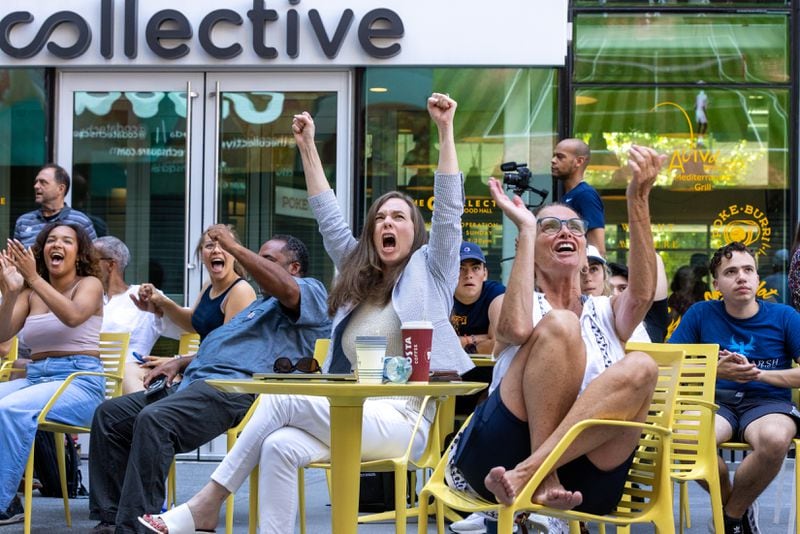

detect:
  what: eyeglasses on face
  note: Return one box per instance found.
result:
[536,217,587,237]
[273,356,321,374]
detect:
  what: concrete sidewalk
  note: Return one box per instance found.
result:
[6,456,798,533]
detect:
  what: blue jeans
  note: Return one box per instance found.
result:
[0,355,104,510]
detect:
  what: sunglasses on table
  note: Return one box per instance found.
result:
[273,356,321,374]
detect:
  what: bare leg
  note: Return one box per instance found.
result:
[485,310,585,505]
[724,414,795,518]
[485,311,658,507]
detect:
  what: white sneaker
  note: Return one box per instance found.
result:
[450,513,487,534]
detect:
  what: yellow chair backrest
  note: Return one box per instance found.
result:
[5,336,18,363]
[628,342,719,475]
[178,332,201,356]
[99,332,131,399]
[313,338,331,366]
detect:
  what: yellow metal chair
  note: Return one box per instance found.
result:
[295,395,445,534]
[416,347,685,534]
[627,341,722,534]
[23,332,129,534]
[0,336,19,382]
[178,332,201,356]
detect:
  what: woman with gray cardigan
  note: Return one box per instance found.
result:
[139,92,473,534]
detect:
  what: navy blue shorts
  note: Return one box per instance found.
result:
[715,390,800,441]
[452,387,634,515]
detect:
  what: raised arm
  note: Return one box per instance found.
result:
[293,112,357,267]
[611,145,665,340]
[292,112,331,197]
[6,239,102,327]
[488,178,538,346]
[0,251,30,341]
[425,93,463,282]
[206,224,301,313]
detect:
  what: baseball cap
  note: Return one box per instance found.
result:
[459,242,486,264]
[586,245,606,265]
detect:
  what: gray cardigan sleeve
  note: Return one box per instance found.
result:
[308,189,357,270]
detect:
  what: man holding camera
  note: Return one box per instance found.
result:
[552,139,605,255]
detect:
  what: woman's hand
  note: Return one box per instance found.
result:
[488,177,537,231]
[0,250,24,295]
[427,92,457,129]
[292,112,315,151]
[626,145,665,199]
[5,239,37,283]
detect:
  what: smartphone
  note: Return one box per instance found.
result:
[132,351,147,364]
[144,375,168,400]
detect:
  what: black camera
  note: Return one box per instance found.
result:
[501,161,548,207]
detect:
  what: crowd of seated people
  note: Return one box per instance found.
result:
[4,93,800,534]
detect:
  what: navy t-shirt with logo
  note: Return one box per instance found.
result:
[450,280,506,336]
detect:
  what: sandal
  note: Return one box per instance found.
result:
[138,503,215,534]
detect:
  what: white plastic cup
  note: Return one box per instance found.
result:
[355,336,388,384]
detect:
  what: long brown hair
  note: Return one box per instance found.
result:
[33,222,100,282]
[327,191,427,315]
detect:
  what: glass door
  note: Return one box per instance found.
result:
[57,71,352,306]
[204,72,352,286]
[57,72,205,305]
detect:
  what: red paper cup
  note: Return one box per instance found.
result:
[401,321,433,382]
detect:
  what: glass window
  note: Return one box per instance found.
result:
[216,90,338,285]
[574,14,789,84]
[363,68,559,280]
[2,69,48,246]
[574,87,792,302]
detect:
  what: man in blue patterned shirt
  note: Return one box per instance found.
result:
[13,164,97,247]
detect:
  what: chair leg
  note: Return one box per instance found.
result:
[167,460,176,509]
[225,491,234,534]
[679,482,691,530]
[24,447,35,534]
[249,466,258,534]
[393,466,408,534]
[54,432,71,527]
[416,490,429,534]
[298,468,306,534]
[409,470,417,508]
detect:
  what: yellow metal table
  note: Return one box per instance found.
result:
[207,378,486,534]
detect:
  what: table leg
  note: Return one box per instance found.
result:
[328,400,364,534]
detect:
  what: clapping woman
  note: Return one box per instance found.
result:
[0,223,105,524]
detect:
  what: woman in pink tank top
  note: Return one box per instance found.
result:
[0,222,106,524]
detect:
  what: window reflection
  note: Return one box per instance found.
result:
[574,14,789,84]
[364,67,558,281]
[2,69,47,247]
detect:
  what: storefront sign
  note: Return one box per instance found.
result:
[0,0,568,66]
[710,203,772,256]
[274,185,313,219]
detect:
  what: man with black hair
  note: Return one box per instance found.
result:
[88,227,331,534]
[670,241,800,534]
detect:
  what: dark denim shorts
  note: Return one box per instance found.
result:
[716,389,800,441]
[452,387,634,515]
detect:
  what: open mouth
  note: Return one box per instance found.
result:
[210,258,225,274]
[555,242,575,253]
[49,252,64,267]
[381,234,396,251]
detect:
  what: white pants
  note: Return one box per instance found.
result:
[210,394,429,534]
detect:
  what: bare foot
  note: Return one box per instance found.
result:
[531,473,583,510]
[484,466,530,505]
